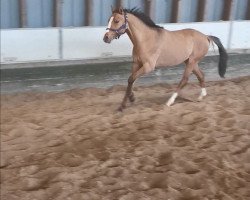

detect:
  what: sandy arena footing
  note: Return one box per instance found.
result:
[1,76,250,200]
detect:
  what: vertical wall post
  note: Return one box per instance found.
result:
[246,0,250,20]
[116,0,124,8]
[227,0,235,50]
[53,0,63,59]
[53,0,62,27]
[171,0,180,23]
[145,0,155,20]
[85,0,93,26]
[19,0,27,28]
[222,0,233,21]
[196,0,206,22]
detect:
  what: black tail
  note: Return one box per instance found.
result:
[208,36,228,78]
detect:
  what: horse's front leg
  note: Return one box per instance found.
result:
[118,62,140,111]
[118,75,135,111]
[118,62,153,111]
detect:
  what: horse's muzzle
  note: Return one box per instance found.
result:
[103,35,111,43]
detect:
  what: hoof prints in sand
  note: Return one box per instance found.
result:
[1,77,250,200]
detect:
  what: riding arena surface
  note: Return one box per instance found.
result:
[1,74,250,199]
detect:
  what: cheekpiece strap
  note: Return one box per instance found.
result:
[106,12,128,39]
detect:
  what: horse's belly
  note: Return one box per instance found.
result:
[156,51,189,67]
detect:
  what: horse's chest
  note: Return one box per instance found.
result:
[134,47,160,65]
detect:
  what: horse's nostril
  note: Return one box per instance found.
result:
[103,35,109,42]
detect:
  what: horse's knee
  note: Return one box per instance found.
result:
[182,76,189,83]
[128,76,135,84]
[199,72,205,82]
[129,92,135,102]
[200,76,205,82]
[198,76,204,84]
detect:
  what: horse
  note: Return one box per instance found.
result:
[103,7,228,111]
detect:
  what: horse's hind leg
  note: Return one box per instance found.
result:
[193,64,207,101]
[166,60,194,106]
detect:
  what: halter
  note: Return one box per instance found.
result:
[106,12,128,39]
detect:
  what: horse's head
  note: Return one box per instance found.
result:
[103,7,128,43]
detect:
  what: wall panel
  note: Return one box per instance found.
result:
[1,21,250,64]
[1,29,59,62]
[0,0,19,28]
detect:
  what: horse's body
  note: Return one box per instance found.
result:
[104,8,228,111]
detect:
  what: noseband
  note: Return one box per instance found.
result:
[106,13,128,39]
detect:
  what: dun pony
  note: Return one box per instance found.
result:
[103,7,228,111]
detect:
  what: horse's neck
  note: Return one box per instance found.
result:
[126,14,157,48]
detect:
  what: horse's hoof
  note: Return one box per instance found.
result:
[117,105,126,112]
[166,102,173,107]
[166,92,178,107]
[129,93,135,102]
[198,88,207,101]
[117,107,123,112]
[166,100,174,107]
[197,96,203,101]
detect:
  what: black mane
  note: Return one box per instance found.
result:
[122,8,163,29]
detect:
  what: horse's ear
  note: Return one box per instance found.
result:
[118,7,124,14]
